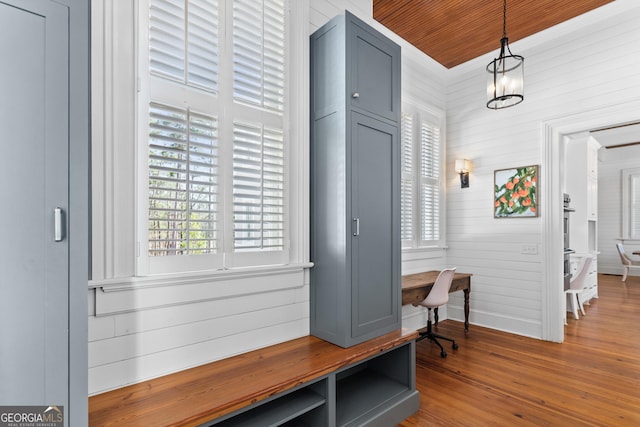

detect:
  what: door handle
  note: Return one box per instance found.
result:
[353,217,360,236]
[54,207,64,242]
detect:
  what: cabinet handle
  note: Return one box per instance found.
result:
[54,207,64,242]
[352,92,360,99]
[353,217,360,236]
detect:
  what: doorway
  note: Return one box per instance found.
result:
[543,100,640,342]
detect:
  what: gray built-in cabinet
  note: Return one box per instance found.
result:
[0,1,89,425]
[310,11,401,348]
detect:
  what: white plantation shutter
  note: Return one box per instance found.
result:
[231,0,285,255]
[143,0,288,272]
[187,1,219,89]
[233,0,285,111]
[400,112,413,243]
[421,185,439,242]
[400,106,442,248]
[148,103,218,255]
[150,0,218,91]
[233,123,284,251]
[420,122,439,178]
[419,121,440,243]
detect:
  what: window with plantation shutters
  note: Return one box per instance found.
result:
[400,112,413,243]
[633,175,640,239]
[142,0,289,273]
[400,106,443,248]
[420,121,440,243]
[623,168,640,240]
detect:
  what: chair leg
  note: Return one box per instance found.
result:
[432,332,457,347]
[568,292,579,320]
[622,266,629,282]
[426,328,446,353]
[576,293,586,316]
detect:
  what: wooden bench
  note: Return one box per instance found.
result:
[89,329,419,426]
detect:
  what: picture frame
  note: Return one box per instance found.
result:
[494,165,538,218]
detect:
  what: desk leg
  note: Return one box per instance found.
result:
[463,288,470,333]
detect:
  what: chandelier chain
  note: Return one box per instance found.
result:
[502,0,507,39]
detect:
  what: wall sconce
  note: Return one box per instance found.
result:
[455,159,471,188]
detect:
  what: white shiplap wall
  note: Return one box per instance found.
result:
[88,0,447,395]
[445,2,640,338]
[598,145,640,275]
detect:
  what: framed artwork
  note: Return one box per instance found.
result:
[494,165,538,218]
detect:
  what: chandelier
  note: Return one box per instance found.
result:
[486,0,524,109]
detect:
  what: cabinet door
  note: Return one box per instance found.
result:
[350,112,400,339]
[0,0,70,410]
[348,13,400,123]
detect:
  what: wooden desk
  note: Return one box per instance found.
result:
[402,271,472,332]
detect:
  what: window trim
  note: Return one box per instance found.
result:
[135,0,305,276]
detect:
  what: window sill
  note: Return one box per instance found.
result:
[617,238,640,244]
[401,246,446,261]
[89,262,314,293]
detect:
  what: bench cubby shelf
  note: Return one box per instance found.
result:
[88,330,418,427]
[208,337,417,427]
[335,343,417,426]
[211,380,328,427]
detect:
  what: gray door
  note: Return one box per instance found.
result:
[351,112,399,338]
[0,0,69,409]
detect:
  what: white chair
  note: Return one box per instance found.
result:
[414,267,458,358]
[615,243,640,282]
[566,256,592,320]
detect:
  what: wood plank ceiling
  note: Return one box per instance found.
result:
[373,0,614,69]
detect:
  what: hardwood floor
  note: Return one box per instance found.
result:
[399,274,640,426]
